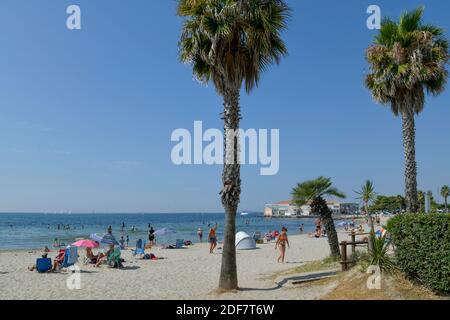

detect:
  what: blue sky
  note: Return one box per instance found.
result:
[0,0,449,213]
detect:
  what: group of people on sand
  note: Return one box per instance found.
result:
[201,222,290,263]
[307,218,326,238]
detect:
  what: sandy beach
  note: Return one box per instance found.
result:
[0,232,363,300]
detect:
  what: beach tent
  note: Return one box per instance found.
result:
[235,232,256,250]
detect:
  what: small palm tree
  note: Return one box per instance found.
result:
[355,180,377,215]
[355,180,377,251]
[178,0,290,290]
[292,177,346,258]
[365,7,449,213]
[441,185,450,213]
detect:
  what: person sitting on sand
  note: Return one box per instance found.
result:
[208,223,218,254]
[28,252,49,271]
[95,245,114,267]
[52,249,66,271]
[275,227,290,263]
[86,247,99,263]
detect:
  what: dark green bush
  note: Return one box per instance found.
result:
[387,214,450,293]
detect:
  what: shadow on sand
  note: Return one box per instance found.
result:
[238,271,337,292]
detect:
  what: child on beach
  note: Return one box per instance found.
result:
[275,227,290,263]
[197,227,203,242]
[208,223,218,253]
[119,236,125,249]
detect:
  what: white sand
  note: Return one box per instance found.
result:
[0,231,367,300]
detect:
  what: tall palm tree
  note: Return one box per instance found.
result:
[292,177,346,258]
[441,185,449,213]
[178,0,290,290]
[365,7,449,213]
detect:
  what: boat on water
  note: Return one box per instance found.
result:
[240,212,249,216]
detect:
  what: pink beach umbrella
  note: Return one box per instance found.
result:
[72,239,99,248]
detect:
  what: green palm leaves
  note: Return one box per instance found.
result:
[365,6,449,116]
[355,180,377,214]
[178,0,290,94]
[292,176,346,207]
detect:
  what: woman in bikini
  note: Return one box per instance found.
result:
[275,227,290,263]
[208,223,218,254]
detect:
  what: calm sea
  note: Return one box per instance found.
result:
[0,213,317,250]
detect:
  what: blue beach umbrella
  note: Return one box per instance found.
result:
[337,221,349,227]
[153,228,176,236]
[90,233,120,246]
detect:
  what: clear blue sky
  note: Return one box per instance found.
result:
[0,0,449,213]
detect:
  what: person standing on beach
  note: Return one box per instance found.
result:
[299,224,304,233]
[119,236,125,249]
[197,227,203,242]
[107,225,112,235]
[208,223,218,253]
[126,235,129,247]
[275,227,290,263]
[148,226,155,245]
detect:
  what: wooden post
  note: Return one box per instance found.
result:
[341,241,348,271]
[351,231,356,257]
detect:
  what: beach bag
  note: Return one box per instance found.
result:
[36,258,52,273]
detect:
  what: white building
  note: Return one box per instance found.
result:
[264,200,358,217]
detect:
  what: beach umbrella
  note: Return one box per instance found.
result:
[72,239,99,248]
[154,228,176,236]
[90,233,120,245]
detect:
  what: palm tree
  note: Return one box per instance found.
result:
[355,180,377,215]
[178,0,290,290]
[355,180,377,251]
[292,177,346,258]
[365,7,449,213]
[441,185,449,213]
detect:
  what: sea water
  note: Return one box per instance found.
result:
[0,212,318,250]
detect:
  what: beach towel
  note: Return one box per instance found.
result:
[36,258,52,273]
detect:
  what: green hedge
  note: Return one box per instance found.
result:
[387,214,450,293]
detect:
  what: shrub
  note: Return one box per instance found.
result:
[368,235,397,274]
[387,214,450,293]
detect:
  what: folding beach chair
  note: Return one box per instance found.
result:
[133,239,145,257]
[36,258,52,273]
[62,246,79,268]
[175,239,184,249]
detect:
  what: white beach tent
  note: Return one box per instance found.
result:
[235,231,257,250]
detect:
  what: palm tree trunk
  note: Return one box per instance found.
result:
[322,208,341,258]
[402,111,419,213]
[445,197,448,213]
[218,86,241,291]
[366,201,375,254]
[313,197,340,258]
